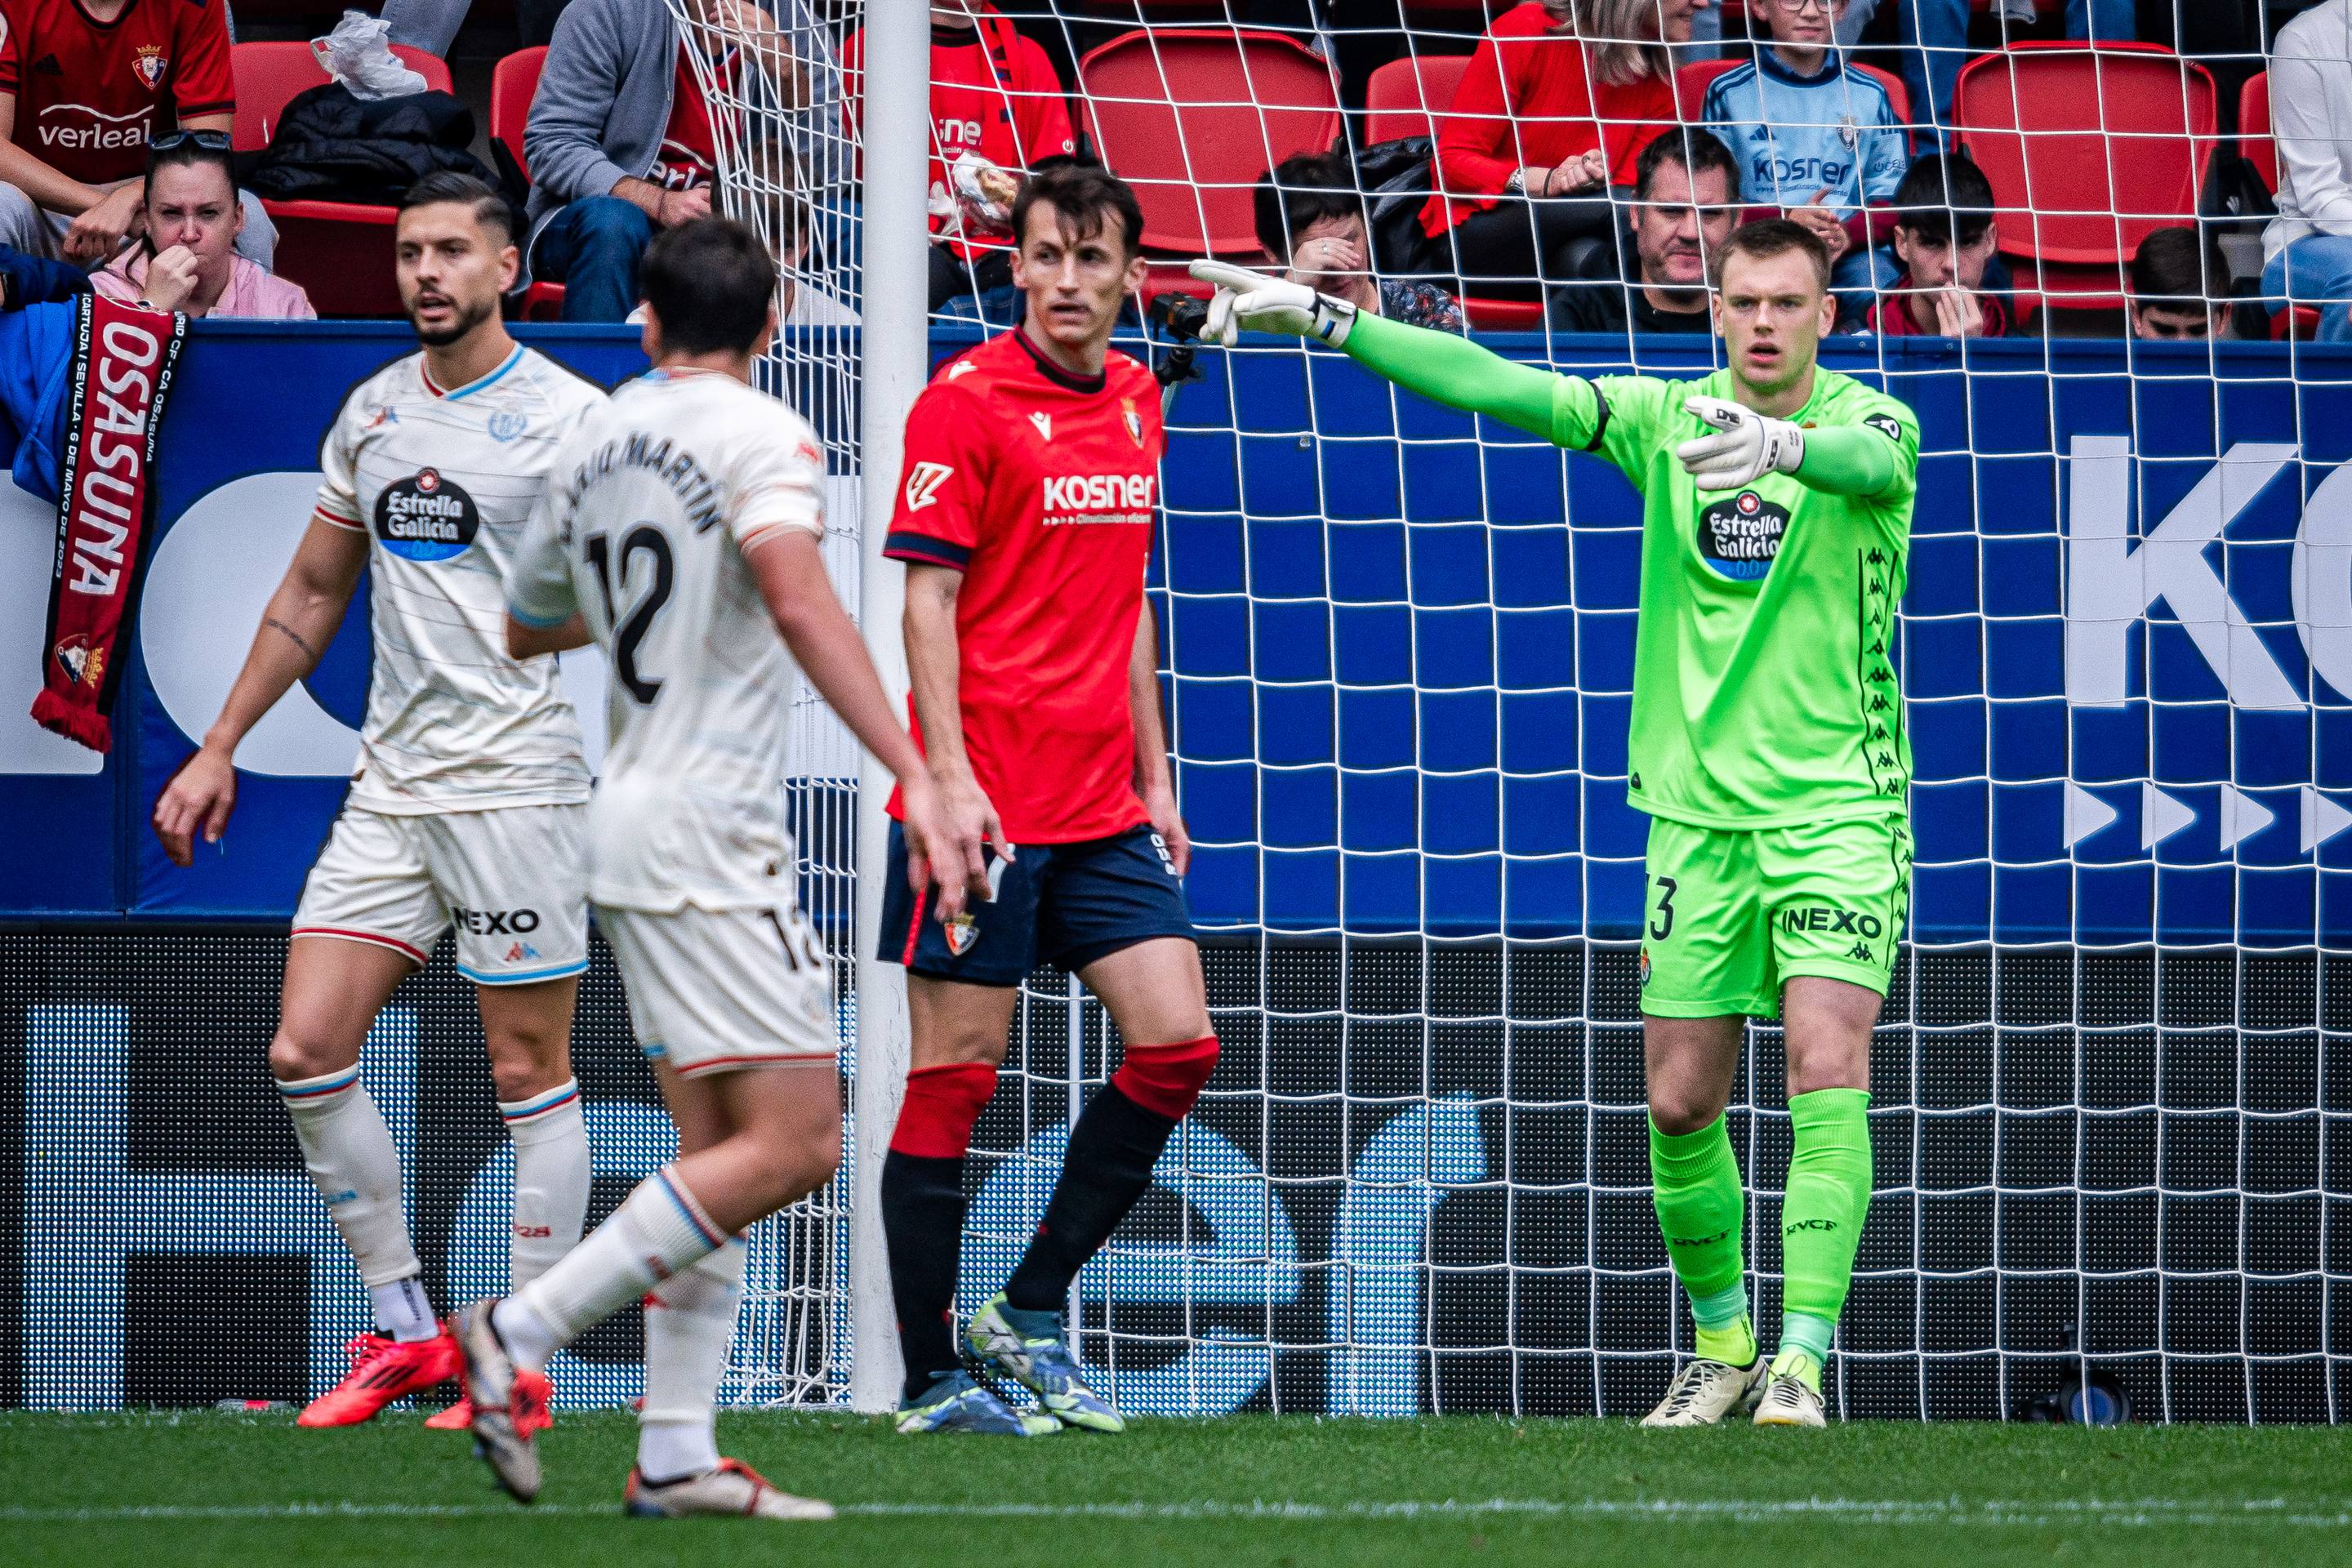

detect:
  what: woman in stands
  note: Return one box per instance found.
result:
[91,137,315,320]
[1417,0,1704,299]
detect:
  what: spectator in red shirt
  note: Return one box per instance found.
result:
[0,0,270,270]
[1862,153,2013,339]
[523,0,832,322]
[1417,0,1706,299]
[842,3,1076,314]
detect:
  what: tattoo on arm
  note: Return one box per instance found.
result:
[264,616,320,663]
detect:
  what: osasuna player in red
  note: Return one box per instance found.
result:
[880,164,1214,1436]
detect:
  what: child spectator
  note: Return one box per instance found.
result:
[1417,0,1707,298]
[1699,0,1907,321]
[2127,226,2230,341]
[1548,129,1737,336]
[91,136,314,319]
[844,3,1076,314]
[1258,152,1463,333]
[1864,152,2011,338]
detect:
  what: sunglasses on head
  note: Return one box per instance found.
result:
[148,129,233,152]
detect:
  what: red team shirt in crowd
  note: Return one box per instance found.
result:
[0,0,234,186]
[884,328,1165,844]
[647,43,728,191]
[842,9,1075,260]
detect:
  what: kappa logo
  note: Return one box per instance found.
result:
[504,942,541,962]
[1028,411,1052,441]
[1846,942,1875,962]
[903,461,953,511]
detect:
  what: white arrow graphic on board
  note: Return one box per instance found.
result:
[2217,786,2274,851]
[2140,783,2197,849]
[2064,782,2118,848]
[2302,788,2352,853]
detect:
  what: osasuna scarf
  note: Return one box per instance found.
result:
[32,293,186,752]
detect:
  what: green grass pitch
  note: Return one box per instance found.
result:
[2,1409,2346,1566]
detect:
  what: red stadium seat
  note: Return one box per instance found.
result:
[1077,27,1342,256]
[2238,73,2319,341]
[491,45,546,182]
[231,40,454,152]
[1364,52,1470,146]
[490,47,564,321]
[1459,296,1543,331]
[232,42,457,318]
[1953,42,2217,312]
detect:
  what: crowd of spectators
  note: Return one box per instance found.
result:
[0,0,2328,341]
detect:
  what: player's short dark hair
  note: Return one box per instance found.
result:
[145,136,238,203]
[1010,162,1144,260]
[399,171,514,247]
[642,217,777,355]
[1712,217,1831,292]
[1254,150,1364,262]
[1634,127,1740,203]
[1891,153,1996,247]
[2129,225,2224,306]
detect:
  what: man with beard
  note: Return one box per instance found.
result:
[153,172,606,1432]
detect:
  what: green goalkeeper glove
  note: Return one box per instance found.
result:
[1675,394,1806,491]
[1188,260,1359,348]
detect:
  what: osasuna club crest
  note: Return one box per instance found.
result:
[375,467,480,562]
[1696,488,1790,581]
[132,45,167,89]
[1120,395,1143,448]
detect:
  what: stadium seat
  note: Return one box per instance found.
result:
[491,47,565,322]
[1364,52,1470,146]
[1077,27,1343,257]
[230,41,453,152]
[232,42,457,318]
[2235,72,2318,342]
[1953,42,2217,313]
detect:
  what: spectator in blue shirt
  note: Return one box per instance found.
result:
[1701,0,1909,323]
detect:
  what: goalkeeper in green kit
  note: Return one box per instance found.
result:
[1192,216,1914,1428]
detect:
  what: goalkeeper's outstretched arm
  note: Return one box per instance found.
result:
[1190,261,1601,448]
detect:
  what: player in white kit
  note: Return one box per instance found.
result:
[455,218,959,1517]
[152,175,604,1431]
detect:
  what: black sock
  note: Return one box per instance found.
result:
[881,1148,967,1401]
[1002,1083,1177,1313]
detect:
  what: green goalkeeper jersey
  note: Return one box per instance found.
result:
[1339,312,1920,830]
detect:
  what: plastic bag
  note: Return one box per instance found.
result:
[310,11,428,101]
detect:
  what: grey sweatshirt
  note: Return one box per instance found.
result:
[521,0,843,270]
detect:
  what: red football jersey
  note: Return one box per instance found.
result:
[884,327,1165,844]
[648,45,719,192]
[0,0,234,186]
[842,9,1075,260]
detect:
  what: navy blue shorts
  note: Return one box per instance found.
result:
[878,822,1196,988]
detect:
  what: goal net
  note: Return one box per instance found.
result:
[682,1,2341,1423]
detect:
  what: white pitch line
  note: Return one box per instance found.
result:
[0,1499,2347,1528]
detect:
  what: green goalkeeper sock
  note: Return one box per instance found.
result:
[1779,1088,1873,1363]
[1650,1116,1752,1364]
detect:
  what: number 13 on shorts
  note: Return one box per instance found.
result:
[1637,815,1911,1022]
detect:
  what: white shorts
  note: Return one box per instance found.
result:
[599,902,838,1076]
[292,804,590,986]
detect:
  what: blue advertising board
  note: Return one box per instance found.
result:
[0,323,2345,947]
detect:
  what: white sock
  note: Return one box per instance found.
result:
[278,1067,425,1327]
[638,1238,746,1482]
[369,1276,438,1343]
[499,1080,590,1291]
[497,1165,724,1370]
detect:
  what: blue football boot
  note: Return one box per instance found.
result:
[894,1368,1057,1436]
[964,1293,1125,1433]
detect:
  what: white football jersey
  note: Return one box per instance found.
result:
[315,345,605,814]
[505,368,829,913]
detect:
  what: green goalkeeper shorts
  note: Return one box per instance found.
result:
[1638,813,1913,1020]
